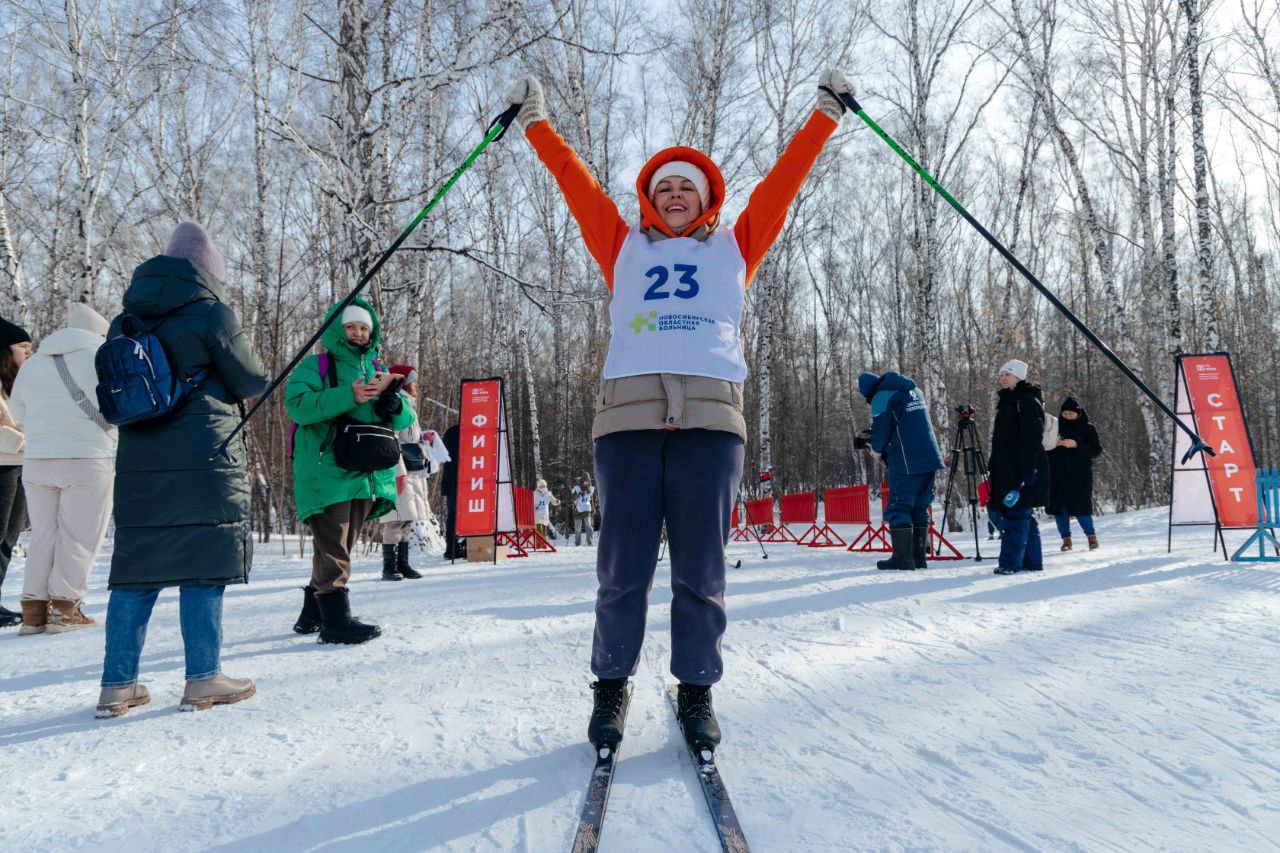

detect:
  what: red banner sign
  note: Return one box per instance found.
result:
[456,380,503,537]
[1172,354,1258,528]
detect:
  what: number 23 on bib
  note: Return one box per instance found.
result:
[602,226,747,383]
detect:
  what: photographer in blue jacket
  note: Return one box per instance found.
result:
[857,371,945,570]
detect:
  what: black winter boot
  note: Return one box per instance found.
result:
[587,678,633,750]
[912,525,930,570]
[382,544,402,581]
[396,541,422,579]
[877,527,916,570]
[675,683,722,751]
[292,586,321,635]
[316,589,381,645]
[0,603,20,629]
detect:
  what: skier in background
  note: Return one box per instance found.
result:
[570,475,595,546]
[858,371,945,570]
[533,479,560,541]
[504,66,856,754]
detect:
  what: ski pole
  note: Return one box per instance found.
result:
[213,102,522,461]
[825,88,1214,464]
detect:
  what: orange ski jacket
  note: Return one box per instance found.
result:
[525,111,837,439]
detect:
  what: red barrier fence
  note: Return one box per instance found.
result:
[780,492,843,546]
[497,486,555,556]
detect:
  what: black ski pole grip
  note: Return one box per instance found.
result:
[487,102,523,142]
[819,85,863,115]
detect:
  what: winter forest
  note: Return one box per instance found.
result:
[2,0,1278,533]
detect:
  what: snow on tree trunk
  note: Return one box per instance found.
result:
[520,337,544,482]
[0,192,22,320]
[65,0,94,303]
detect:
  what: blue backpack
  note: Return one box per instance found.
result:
[95,314,207,426]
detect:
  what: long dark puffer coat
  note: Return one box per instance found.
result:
[108,256,269,589]
[1048,398,1103,516]
[988,380,1051,511]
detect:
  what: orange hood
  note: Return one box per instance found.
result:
[635,146,727,238]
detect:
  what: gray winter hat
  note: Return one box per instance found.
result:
[164,221,226,281]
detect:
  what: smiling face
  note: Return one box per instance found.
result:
[651,176,704,233]
[344,322,371,348]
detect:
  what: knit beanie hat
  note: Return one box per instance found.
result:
[67,301,110,338]
[164,221,227,281]
[0,315,31,349]
[537,479,548,489]
[389,363,417,383]
[857,372,880,402]
[341,304,374,329]
[647,160,711,209]
[1060,396,1083,415]
[999,359,1029,381]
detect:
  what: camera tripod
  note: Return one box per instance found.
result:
[940,411,990,561]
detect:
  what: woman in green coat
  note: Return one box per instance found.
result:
[286,297,413,644]
[96,222,270,718]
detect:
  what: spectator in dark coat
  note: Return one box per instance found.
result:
[987,359,1049,575]
[858,371,945,570]
[1049,396,1103,550]
[440,423,461,559]
[95,222,270,719]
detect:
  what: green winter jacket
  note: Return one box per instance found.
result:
[286,298,413,522]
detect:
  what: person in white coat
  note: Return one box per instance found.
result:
[0,315,32,629]
[380,364,430,581]
[9,302,117,635]
[533,479,560,541]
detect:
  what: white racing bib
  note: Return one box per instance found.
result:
[603,227,748,383]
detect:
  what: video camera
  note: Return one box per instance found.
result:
[853,427,872,451]
[956,404,976,420]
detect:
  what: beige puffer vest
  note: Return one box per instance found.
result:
[592,223,747,442]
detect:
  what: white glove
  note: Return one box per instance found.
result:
[817,69,856,121]
[504,76,547,130]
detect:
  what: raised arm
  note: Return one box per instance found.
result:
[733,69,854,286]
[507,77,629,290]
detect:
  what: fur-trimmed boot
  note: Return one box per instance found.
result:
[1061,536,1073,551]
[19,600,48,636]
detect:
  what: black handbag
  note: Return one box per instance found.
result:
[329,418,401,472]
[400,441,427,472]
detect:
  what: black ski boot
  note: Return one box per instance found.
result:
[382,544,403,581]
[396,541,422,579]
[587,678,633,750]
[675,683,722,751]
[316,589,381,645]
[876,526,915,570]
[292,586,321,635]
[912,524,930,570]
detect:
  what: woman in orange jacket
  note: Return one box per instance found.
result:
[505,69,856,753]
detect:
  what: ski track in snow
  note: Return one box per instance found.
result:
[2,507,1278,852]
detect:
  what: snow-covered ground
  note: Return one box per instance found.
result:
[3,508,1278,851]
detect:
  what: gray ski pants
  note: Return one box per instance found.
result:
[591,429,744,685]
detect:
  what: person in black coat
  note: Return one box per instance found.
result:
[1049,396,1103,550]
[95,222,270,719]
[440,423,462,559]
[987,359,1050,575]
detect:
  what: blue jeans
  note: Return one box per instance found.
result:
[885,471,936,528]
[100,585,224,688]
[1054,508,1096,537]
[997,508,1042,571]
